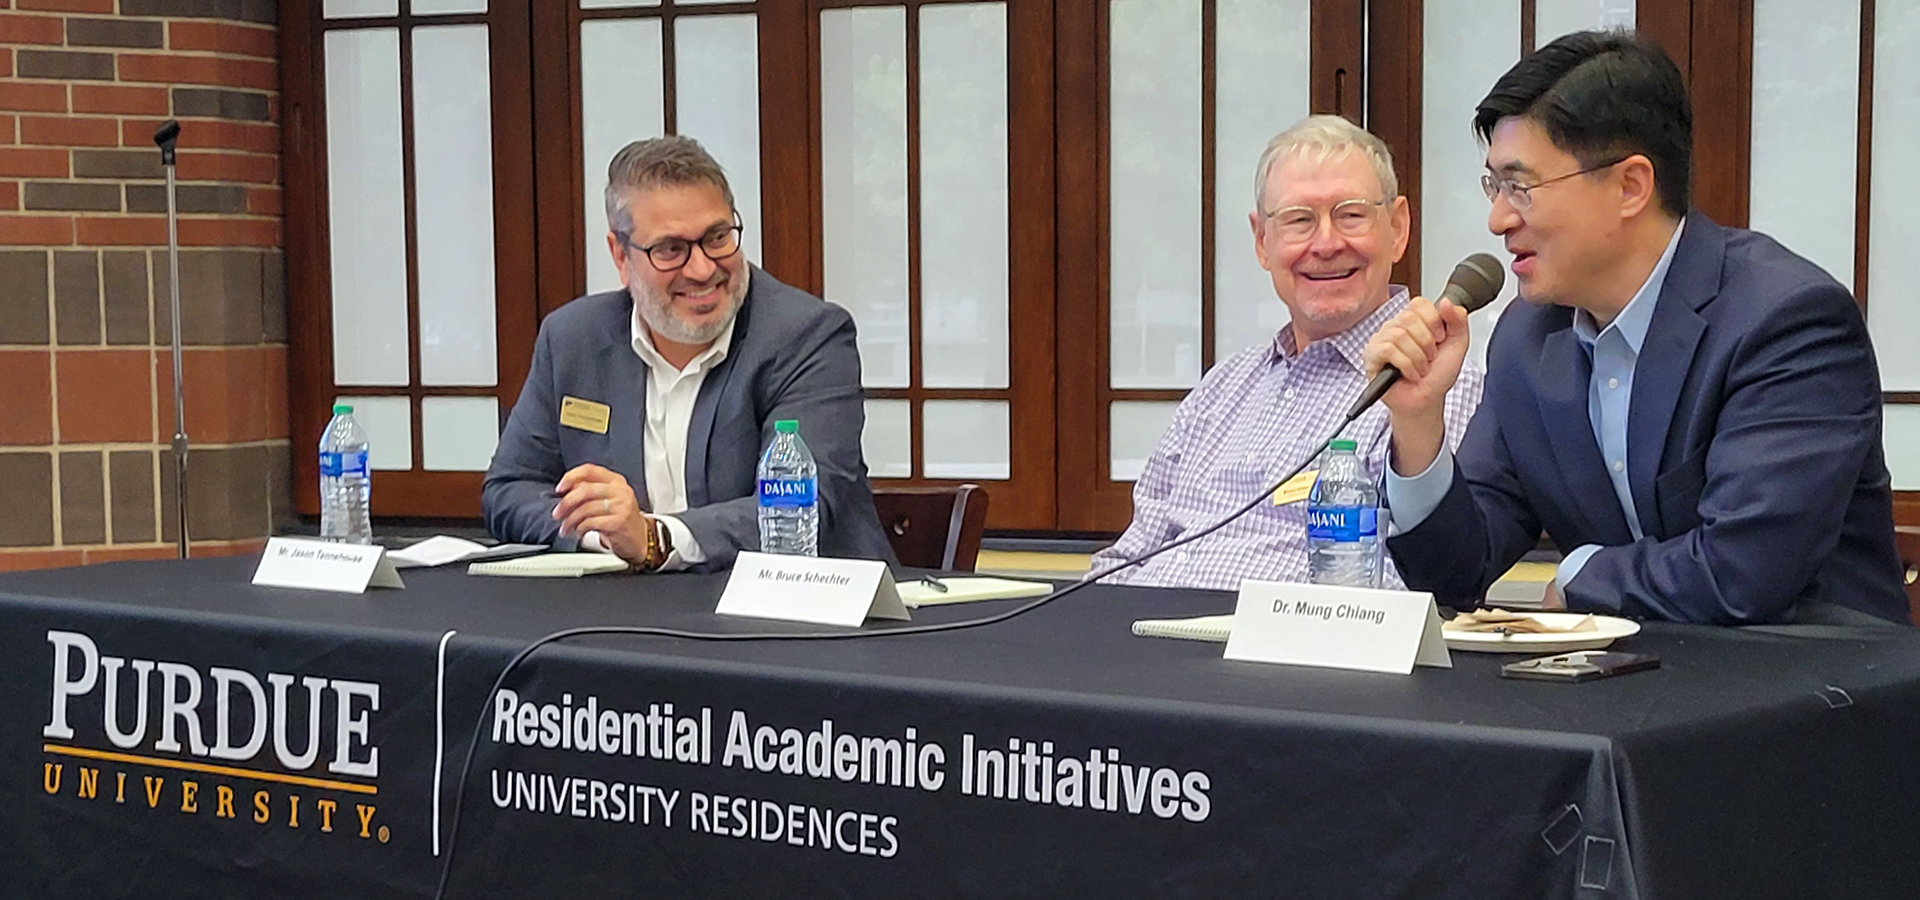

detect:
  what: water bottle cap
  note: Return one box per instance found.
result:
[333,404,353,415]
[774,419,799,434]
[1328,439,1357,452]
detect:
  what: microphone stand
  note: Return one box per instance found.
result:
[155,120,189,559]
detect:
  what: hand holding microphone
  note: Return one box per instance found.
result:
[1358,253,1504,474]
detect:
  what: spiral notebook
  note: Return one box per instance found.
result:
[1130,614,1234,643]
[467,553,628,578]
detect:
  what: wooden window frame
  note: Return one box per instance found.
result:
[1054,0,1367,533]
[798,0,1059,530]
[281,0,540,518]
[284,0,1919,529]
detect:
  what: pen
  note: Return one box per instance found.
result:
[919,576,949,593]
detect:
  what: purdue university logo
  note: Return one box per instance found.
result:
[38,630,391,842]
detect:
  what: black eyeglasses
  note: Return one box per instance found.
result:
[1481,157,1629,211]
[617,213,746,272]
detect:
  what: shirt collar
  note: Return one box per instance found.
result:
[629,295,736,376]
[1573,219,1685,354]
[1273,285,1411,373]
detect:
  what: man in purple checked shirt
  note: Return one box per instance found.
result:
[1094,115,1485,592]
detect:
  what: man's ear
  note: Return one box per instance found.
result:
[1251,210,1273,271]
[1388,195,1411,263]
[607,232,631,286]
[1616,154,1657,220]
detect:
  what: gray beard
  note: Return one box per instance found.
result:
[632,269,748,345]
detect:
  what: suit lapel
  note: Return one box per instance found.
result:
[1626,214,1719,537]
[1534,326,1635,543]
[685,360,729,508]
[600,333,653,510]
[685,270,758,507]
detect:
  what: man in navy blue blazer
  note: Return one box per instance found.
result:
[1363,32,1907,625]
[483,136,893,571]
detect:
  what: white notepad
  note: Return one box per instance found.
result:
[1131,614,1234,643]
[467,553,629,578]
[388,536,546,569]
[390,536,489,568]
[895,576,1055,608]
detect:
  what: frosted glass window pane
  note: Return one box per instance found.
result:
[411,0,486,13]
[334,396,412,471]
[581,0,660,8]
[1110,401,1179,482]
[1110,0,1201,389]
[1884,406,1920,490]
[325,0,397,18]
[923,400,1010,480]
[675,15,762,266]
[918,3,1009,389]
[1750,0,1858,292]
[325,29,409,387]
[1422,0,1519,368]
[413,25,498,387]
[1533,0,1633,49]
[581,19,665,295]
[1869,5,1920,389]
[863,399,912,479]
[421,396,500,471]
[821,7,910,389]
[1214,0,1309,364]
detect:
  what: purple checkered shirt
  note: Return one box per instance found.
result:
[1093,287,1485,592]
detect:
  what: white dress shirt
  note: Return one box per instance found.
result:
[582,304,735,570]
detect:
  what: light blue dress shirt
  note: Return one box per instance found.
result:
[1387,222,1686,595]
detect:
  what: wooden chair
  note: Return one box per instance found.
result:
[1895,527,1920,626]
[871,484,990,571]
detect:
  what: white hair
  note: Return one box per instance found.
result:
[1252,114,1400,214]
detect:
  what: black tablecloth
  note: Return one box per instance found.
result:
[3,557,1917,899]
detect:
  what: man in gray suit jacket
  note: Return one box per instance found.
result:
[484,136,894,571]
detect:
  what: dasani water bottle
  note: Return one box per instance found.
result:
[319,403,373,544]
[758,419,819,556]
[1306,439,1380,586]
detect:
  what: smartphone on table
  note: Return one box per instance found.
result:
[1501,650,1660,682]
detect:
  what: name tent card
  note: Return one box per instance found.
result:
[716,552,910,628]
[1223,580,1450,675]
[252,537,406,594]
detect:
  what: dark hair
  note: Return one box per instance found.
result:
[604,134,735,235]
[1474,30,1691,217]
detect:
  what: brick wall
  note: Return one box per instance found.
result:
[0,0,287,571]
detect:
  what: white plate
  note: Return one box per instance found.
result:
[1443,612,1641,654]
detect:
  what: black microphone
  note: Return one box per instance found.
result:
[1343,252,1505,421]
[153,119,180,165]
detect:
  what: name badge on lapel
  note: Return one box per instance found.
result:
[559,396,611,434]
[1271,469,1318,505]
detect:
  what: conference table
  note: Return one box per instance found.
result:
[4,556,1918,899]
